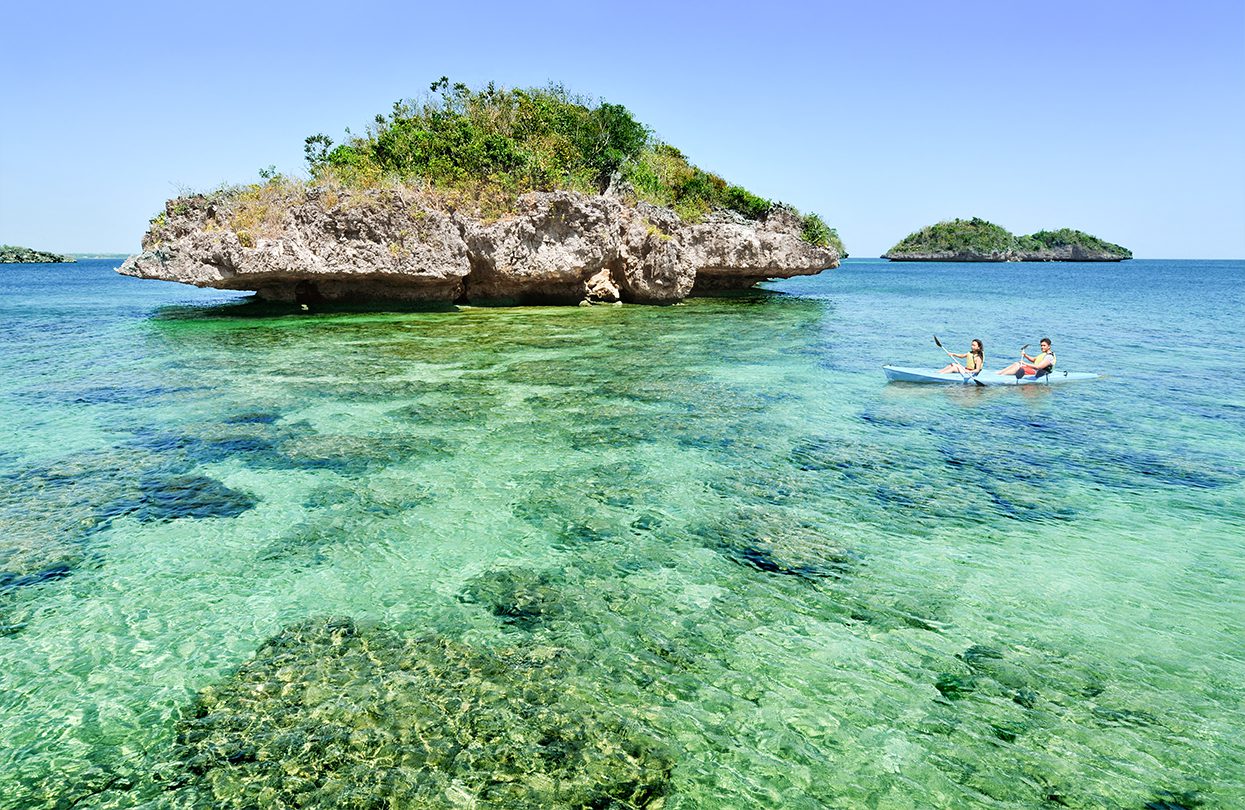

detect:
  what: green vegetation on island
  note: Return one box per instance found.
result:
[1014,228,1132,257]
[885,218,1014,259]
[300,78,844,254]
[1,245,75,264]
[884,218,1130,262]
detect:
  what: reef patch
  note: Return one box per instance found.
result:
[460,567,567,631]
[166,616,672,808]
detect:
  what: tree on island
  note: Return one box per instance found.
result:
[298,78,844,254]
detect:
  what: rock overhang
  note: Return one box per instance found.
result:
[120,186,840,305]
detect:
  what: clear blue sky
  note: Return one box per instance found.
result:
[2,0,1242,258]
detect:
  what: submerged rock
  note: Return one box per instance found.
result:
[119,184,838,304]
[94,471,256,524]
[1144,791,1202,810]
[934,672,978,700]
[168,616,672,808]
[0,448,172,597]
[688,507,857,582]
[0,564,72,595]
[460,567,567,630]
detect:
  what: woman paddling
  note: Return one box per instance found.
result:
[938,339,985,375]
[996,337,1055,376]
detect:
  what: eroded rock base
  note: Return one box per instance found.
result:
[120,187,839,305]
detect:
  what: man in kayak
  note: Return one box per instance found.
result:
[938,339,985,375]
[996,337,1055,377]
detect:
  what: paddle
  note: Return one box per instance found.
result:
[1011,343,1032,380]
[933,335,985,386]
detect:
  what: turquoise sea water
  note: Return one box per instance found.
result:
[1,258,1242,809]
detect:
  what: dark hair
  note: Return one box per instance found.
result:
[971,339,984,355]
[1040,337,1052,347]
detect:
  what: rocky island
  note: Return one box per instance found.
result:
[121,80,843,304]
[1,245,74,263]
[883,218,1131,262]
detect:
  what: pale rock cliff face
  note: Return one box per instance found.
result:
[122,189,470,302]
[120,186,839,304]
[1011,245,1127,262]
[465,193,634,303]
[685,205,836,291]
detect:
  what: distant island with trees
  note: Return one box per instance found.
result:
[1,245,75,263]
[883,218,1131,262]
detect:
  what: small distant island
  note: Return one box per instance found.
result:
[883,218,1131,262]
[1,245,75,264]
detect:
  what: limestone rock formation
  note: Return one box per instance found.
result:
[121,188,468,303]
[1007,242,1131,262]
[119,184,839,304]
[464,192,634,303]
[685,205,836,291]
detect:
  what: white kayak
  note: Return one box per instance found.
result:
[883,365,1100,386]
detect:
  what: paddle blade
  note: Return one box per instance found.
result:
[933,335,944,349]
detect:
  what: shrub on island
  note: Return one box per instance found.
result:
[301,78,844,254]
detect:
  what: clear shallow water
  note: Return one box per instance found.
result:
[1,258,1242,808]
